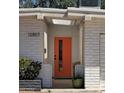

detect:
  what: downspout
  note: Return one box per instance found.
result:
[79,16,85,88]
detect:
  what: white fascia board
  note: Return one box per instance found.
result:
[19,8,67,14]
[19,8,105,19]
[68,7,105,15]
[19,8,105,14]
[19,8,66,19]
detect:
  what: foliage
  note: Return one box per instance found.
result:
[19,0,76,8]
[101,0,105,9]
[72,78,83,88]
[19,0,105,9]
[19,57,32,70]
[49,0,76,9]
[19,0,37,8]
[38,0,49,7]
[19,57,42,80]
[72,63,84,88]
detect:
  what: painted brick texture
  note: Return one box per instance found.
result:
[84,18,105,89]
[39,64,52,88]
[19,16,47,62]
[19,16,53,88]
[100,34,105,89]
[19,16,105,89]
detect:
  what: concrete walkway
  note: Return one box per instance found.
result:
[20,89,102,93]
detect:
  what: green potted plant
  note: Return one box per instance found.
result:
[72,63,84,88]
[72,74,83,88]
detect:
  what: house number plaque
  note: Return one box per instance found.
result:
[28,32,40,37]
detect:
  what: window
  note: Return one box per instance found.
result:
[59,40,63,71]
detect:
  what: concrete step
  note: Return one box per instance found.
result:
[20,91,40,93]
[20,89,102,93]
[52,79,73,88]
[41,89,102,93]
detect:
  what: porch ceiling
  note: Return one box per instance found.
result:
[43,16,83,25]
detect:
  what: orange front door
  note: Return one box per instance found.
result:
[54,37,72,78]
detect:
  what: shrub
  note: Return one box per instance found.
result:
[19,57,42,80]
[49,0,76,9]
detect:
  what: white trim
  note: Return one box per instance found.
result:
[52,19,72,25]
[19,8,67,14]
[68,7,105,14]
[19,7,105,19]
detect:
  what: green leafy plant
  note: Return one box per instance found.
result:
[19,57,42,80]
[72,73,84,88]
[19,57,32,70]
[101,0,105,9]
[49,0,76,9]
[19,0,76,9]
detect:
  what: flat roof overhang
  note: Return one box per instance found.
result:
[19,7,105,25]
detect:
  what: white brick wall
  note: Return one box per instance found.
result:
[39,64,52,88]
[100,34,105,89]
[19,16,105,89]
[20,16,53,88]
[19,16,47,62]
[84,18,105,89]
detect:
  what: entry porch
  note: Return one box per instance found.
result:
[19,7,105,90]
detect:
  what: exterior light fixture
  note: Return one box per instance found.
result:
[52,19,72,25]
